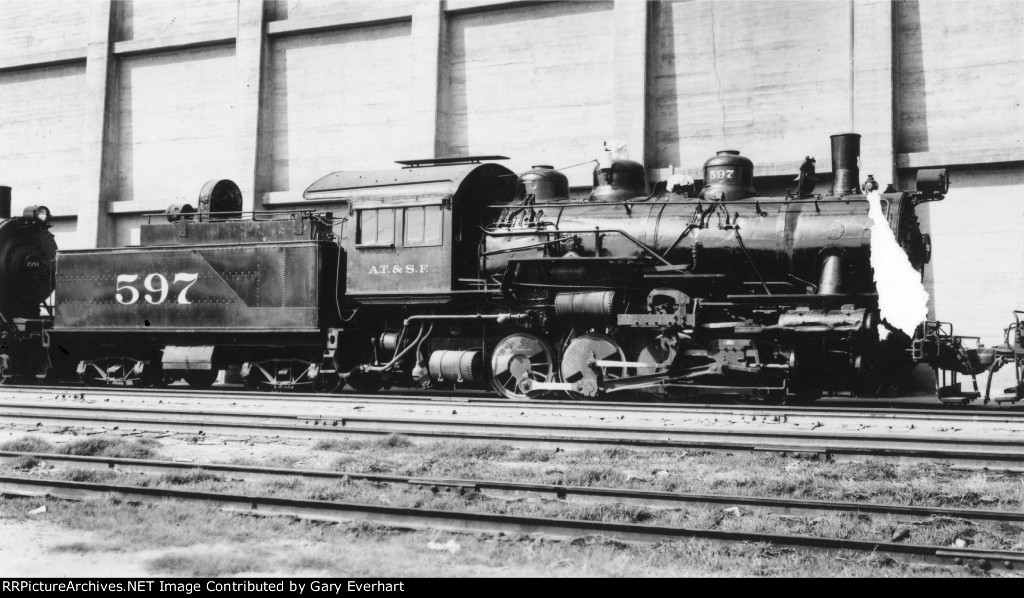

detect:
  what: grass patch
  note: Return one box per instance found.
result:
[428,441,512,461]
[314,434,415,452]
[512,448,554,462]
[13,455,42,469]
[56,468,120,483]
[57,437,160,459]
[153,470,225,486]
[0,435,55,453]
[147,550,266,576]
[563,502,656,524]
[1,496,988,577]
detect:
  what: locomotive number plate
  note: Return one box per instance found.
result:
[116,272,199,305]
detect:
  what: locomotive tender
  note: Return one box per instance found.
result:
[3,133,953,403]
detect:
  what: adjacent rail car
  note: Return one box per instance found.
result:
[0,188,57,383]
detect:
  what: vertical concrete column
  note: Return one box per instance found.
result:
[236,0,267,212]
[78,0,116,248]
[611,0,650,168]
[411,0,446,158]
[852,0,896,189]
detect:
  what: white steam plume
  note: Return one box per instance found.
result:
[866,191,929,339]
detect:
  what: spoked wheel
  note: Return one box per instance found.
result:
[560,333,627,400]
[312,358,343,394]
[183,370,218,389]
[622,333,678,402]
[489,332,556,399]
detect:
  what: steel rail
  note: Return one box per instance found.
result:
[3,450,1022,524]
[3,385,1024,424]
[2,403,1024,469]
[0,402,1019,453]
[0,475,1019,569]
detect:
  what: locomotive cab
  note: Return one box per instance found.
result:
[302,157,515,302]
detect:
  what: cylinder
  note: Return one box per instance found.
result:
[0,187,10,219]
[555,291,619,326]
[830,133,861,196]
[428,350,482,383]
[818,254,843,295]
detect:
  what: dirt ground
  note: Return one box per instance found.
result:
[0,518,157,577]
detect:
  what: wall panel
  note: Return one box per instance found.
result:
[0,63,86,218]
[653,0,851,175]
[0,1,89,61]
[114,0,239,42]
[444,1,615,187]
[917,164,1024,345]
[267,0,414,22]
[114,45,238,206]
[896,0,1024,158]
[262,22,413,195]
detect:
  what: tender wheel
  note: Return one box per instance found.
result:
[183,370,218,389]
[560,333,626,399]
[312,358,342,394]
[489,332,556,399]
[346,369,383,393]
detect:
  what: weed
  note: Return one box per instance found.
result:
[513,448,554,462]
[57,469,119,483]
[154,470,225,486]
[57,437,159,459]
[13,455,41,469]
[315,434,414,452]
[0,436,55,453]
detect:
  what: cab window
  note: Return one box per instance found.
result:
[403,205,443,247]
[357,208,395,246]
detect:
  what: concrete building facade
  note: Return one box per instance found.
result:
[0,0,1021,351]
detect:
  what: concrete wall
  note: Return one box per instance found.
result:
[444,1,614,186]
[262,21,414,194]
[653,0,850,176]
[0,0,1020,369]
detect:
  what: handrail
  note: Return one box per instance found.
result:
[482,228,677,268]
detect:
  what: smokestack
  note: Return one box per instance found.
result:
[0,186,10,219]
[830,133,861,196]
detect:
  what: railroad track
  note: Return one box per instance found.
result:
[1,474,1020,570]
[2,401,1024,469]
[3,450,1022,524]
[5,385,1024,426]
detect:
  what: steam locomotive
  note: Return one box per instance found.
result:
[0,133,956,403]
